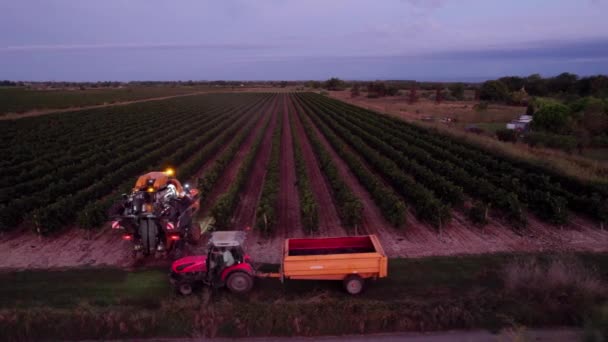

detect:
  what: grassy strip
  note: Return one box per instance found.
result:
[255,105,283,234]
[291,96,363,229]
[0,253,606,339]
[289,104,319,233]
[211,103,275,228]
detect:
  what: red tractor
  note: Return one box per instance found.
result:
[170,231,255,295]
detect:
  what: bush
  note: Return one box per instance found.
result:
[496,128,518,142]
[524,131,577,152]
[530,103,572,134]
[503,257,606,302]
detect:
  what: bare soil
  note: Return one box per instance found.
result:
[277,96,305,238]
[0,227,132,269]
[197,97,276,215]
[229,96,281,230]
[288,96,345,237]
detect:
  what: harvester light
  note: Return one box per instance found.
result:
[122,234,133,241]
[169,235,180,241]
[147,187,155,193]
[164,168,175,177]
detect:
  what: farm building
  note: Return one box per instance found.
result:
[506,114,533,130]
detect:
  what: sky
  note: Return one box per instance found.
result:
[1,0,607,81]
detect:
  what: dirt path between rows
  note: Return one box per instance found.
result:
[197,97,276,216]
[0,91,210,120]
[289,96,345,237]
[229,96,281,230]
[300,102,402,255]
[278,96,304,238]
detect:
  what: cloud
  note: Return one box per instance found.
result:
[0,42,277,52]
[429,37,608,60]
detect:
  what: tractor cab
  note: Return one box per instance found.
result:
[207,230,248,265]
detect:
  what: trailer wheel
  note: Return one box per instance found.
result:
[178,282,193,296]
[343,275,364,295]
[226,272,253,294]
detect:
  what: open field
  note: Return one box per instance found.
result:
[1,92,608,269]
[0,86,214,116]
[0,253,606,339]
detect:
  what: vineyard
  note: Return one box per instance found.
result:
[0,86,206,115]
[1,92,608,266]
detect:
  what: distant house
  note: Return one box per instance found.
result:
[506,114,533,131]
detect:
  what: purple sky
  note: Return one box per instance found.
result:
[1,0,607,81]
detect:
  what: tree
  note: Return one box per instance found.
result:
[449,83,465,100]
[531,103,572,133]
[547,72,578,94]
[498,76,525,92]
[323,77,345,91]
[581,103,608,135]
[524,74,548,97]
[479,80,510,102]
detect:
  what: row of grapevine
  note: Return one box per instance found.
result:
[211,103,276,228]
[255,105,284,234]
[288,106,319,234]
[1,99,252,230]
[197,96,275,201]
[291,98,363,229]
[295,95,449,228]
[290,96,406,227]
[77,95,274,229]
[0,95,252,190]
[302,93,528,227]
[2,101,241,206]
[1,95,222,171]
[0,93,272,232]
[306,94,580,225]
[302,95,464,206]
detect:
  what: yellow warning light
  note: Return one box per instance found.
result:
[147,187,155,193]
[164,168,175,177]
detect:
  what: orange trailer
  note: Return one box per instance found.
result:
[261,235,388,294]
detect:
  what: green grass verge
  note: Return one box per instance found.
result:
[0,252,607,339]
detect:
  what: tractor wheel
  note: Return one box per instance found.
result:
[226,272,254,294]
[177,282,193,296]
[139,219,158,255]
[343,275,365,295]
